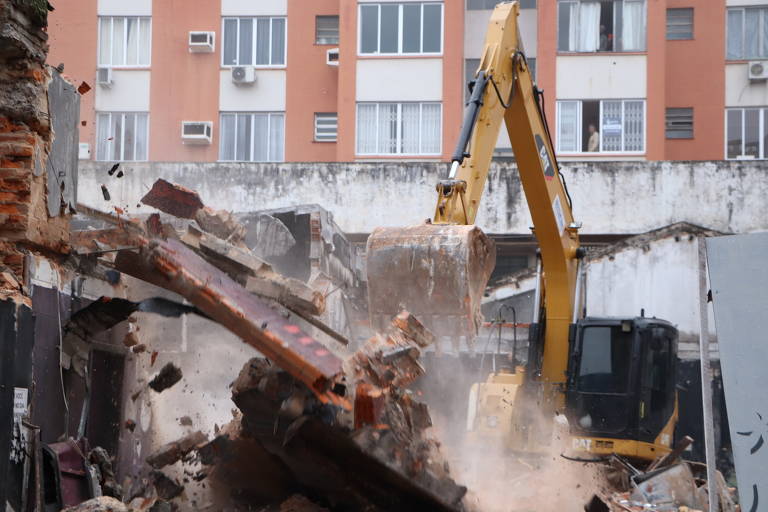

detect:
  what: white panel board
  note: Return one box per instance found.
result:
[98,0,152,15]
[556,55,646,99]
[219,69,286,111]
[94,70,151,111]
[706,232,768,512]
[221,0,286,16]
[725,63,768,107]
[356,58,442,101]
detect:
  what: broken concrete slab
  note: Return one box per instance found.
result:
[195,206,246,243]
[145,430,208,469]
[150,470,184,500]
[140,179,204,219]
[113,238,346,406]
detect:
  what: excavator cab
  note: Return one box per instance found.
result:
[565,317,679,460]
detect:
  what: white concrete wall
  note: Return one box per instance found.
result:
[219,69,286,111]
[221,0,286,16]
[464,9,537,58]
[77,160,768,236]
[95,70,151,111]
[725,63,768,106]
[98,0,151,15]
[356,58,442,101]
[556,55,646,99]
[484,234,717,344]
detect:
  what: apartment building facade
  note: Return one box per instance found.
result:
[47,0,768,164]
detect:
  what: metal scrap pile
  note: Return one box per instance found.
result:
[66,179,466,511]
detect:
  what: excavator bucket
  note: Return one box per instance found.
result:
[366,224,496,344]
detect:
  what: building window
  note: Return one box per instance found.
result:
[556,100,645,153]
[98,17,151,67]
[557,0,646,53]
[359,3,443,55]
[727,7,768,60]
[666,8,693,40]
[316,15,339,44]
[222,17,286,66]
[315,113,338,141]
[96,112,149,161]
[356,102,441,155]
[726,108,767,159]
[665,108,693,139]
[468,0,536,9]
[219,112,285,162]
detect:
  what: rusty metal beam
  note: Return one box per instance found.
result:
[114,239,347,407]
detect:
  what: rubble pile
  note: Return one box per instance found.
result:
[63,179,465,510]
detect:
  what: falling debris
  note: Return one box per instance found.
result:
[140,178,204,218]
[124,419,137,432]
[116,169,123,178]
[151,470,184,500]
[107,163,119,176]
[101,184,110,201]
[149,362,183,392]
[77,81,91,94]
[146,430,208,468]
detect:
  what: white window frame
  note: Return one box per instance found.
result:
[314,113,338,142]
[726,7,768,60]
[724,107,766,160]
[97,16,152,68]
[95,112,150,162]
[355,102,442,156]
[357,2,444,56]
[221,17,288,68]
[555,99,646,155]
[218,112,285,162]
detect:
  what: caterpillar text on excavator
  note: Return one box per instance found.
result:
[366,1,679,462]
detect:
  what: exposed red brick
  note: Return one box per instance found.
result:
[0,142,34,158]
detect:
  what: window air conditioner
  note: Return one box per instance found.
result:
[181,121,213,145]
[326,48,339,66]
[748,61,768,81]
[96,67,113,87]
[189,31,215,53]
[231,66,256,85]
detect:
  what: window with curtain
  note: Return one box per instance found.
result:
[359,3,443,55]
[98,17,151,67]
[557,0,646,52]
[222,17,286,66]
[96,112,149,161]
[726,108,767,159]
[356,102,441,155]
[219,112,285,162]
[556,99,645,153]
[727,7,768,60]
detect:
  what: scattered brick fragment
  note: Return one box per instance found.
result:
[149,362,182,392]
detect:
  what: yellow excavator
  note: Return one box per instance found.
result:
[366,1,678,461]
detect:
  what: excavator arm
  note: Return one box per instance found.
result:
[368,2,580,397]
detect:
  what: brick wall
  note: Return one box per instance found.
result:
[0,0,71,290]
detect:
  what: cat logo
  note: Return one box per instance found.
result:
[572,437,592,451]
[535,134,555,179]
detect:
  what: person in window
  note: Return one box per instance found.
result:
[587,123,600,152]
[599,25,609,51]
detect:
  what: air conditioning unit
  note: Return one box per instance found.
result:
[326,48,339,66]
[181,121,213,145]
[189,31,215,53]
[96,67,113,87]
[748,61,768,81]
[231,66,256,85]
[78,143,91,160]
